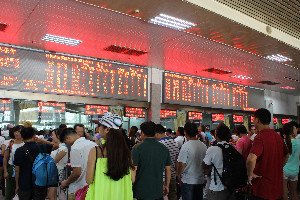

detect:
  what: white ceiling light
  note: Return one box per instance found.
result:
[280,86,295,90]
[42,34,82,46]
[266,54,292,62]
[149,14,196,31]
[232,75,252,80]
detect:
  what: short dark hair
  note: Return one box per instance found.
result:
[216,124,231,142]
[184,122,198,137]
[130,126,138,133]
[166,129,172,134]
[235,125,248,136]
[9,125,24,139]
[59,128,77,143]
[59,124,67,129]
[254,108,271,125]
[140,121,156,137]
[20,127,36,140]
[155,124,166,134]
[74,124,84,130]
[290,121,299,129]
[177,127,184,136]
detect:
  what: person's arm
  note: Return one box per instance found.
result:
[15,165,20,194]
[176,162,186,179]
[3,148,9,179]
[202,162,212,175]
[54,151,67,164]
[86,148,97,185]
[131,166,136,183]
[1,143,5,157]
[61,167,81,188]
[164,166,171,195]
[246,153,261,184]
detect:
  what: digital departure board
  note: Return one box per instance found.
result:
[0,46,148,101]
[160,110,177,118]
[125,107,146,118]
[38,101,65,113]
[233,115,244,123]
[250,116,254,123]
[273,118,278,124]
[281,118,290,125]
[188,112,203,120]
[163,72,264,110]
[212,113,224,122]
[84,105,109,115]
[0,98,13,112]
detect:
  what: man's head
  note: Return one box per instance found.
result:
[176,127,184,136]
[20,127,36,141]
[250,125,257,135]
[140,121,156,138]
[166,129,172,136]
[155,124,166,139]
[216,124,231,142]
[59,128,79,146]
[95,112,123,139]
[74,124,85,137]
[253,108,271,130]
[184,122,198,138]
[234,125,248,137]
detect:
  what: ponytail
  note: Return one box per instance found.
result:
[282,123,294,155]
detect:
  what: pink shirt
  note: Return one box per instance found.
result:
[235,135,252,160]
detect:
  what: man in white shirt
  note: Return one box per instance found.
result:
[174,127,185,149]
[177,122,207,200]
[202,124,234,200]
[60,128,96,200]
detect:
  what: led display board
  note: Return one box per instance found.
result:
[250,116,254,123]
[84,105,109,115]
[273,118,278,124]
[188,111,203,120]
[163,72,264,110]
[125,107,146,118]
[38,101,65,113]
[0,46,148,101]
[233,115,244,123]
[0,98,13,112]
[281,118,290,125]
[160,110,177,118]
[212,113,224,122]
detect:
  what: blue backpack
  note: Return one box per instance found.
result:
[32,153,59,187]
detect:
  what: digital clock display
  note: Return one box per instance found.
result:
[233,115,244,123]
[212,113,225,122]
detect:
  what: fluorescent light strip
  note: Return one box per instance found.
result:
[42,34,82,46]
[266,54,292,62]
[232,75,252,80]
[280,86,295,90]
[149,14,196,30]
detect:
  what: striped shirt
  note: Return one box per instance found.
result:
[159,137,179,179]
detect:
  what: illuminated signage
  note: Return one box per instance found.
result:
[163,72,264,110]
[188,112,203,120]
[0,46,148,101]
[84,105,109,115]
[212,113,224,122]
[233,115,244,123]
[125,107,146,118]
[250,116,254,123]
[282,118,290,125]
[0,98,12,112]
[160,110,177,118]
[273,118,278,124]
[38,101,65,113]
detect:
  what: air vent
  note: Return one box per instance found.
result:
[203,68,232,75]
[258,81,280,85]
[0,23,8,32]
[104,45,147,56]
[284,77,300,82]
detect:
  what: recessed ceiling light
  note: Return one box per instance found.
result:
[280,86,295,90]
[149,14,196,31]
[42,34,82,46]
[232,75,252,80]
[266,54,292,62]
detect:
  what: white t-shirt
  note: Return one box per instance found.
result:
[50,143,68,170]
[0,136,5,155]
[203,141,227,191]
[8,142,24,165]
[174,136,185,149]
[69,137,97,193]
[177,140,207,184]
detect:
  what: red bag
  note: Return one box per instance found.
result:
[75,185,89,200]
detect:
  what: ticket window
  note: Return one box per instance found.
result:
[160,118,175,131]
[160,110,177,131]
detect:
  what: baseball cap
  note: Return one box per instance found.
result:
[95,112,123,129]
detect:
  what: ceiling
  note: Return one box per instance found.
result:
[0,0,300,95]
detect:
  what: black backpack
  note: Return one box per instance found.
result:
[212,143,248,191]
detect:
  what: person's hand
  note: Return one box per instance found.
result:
[15,185,19,195]
[248,173,261,185]
[163,185,169,196]
[4,171,8,179]
[60,180,69,189]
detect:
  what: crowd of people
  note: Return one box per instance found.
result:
[0,108,299,200]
